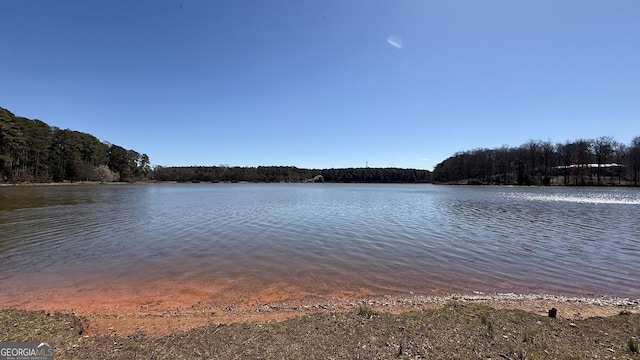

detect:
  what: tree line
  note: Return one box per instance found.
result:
[153,166,432,183]
[0,106,151,183]
[13,104,638,187]
[433,136,640,186]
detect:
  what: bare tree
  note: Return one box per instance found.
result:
[593,136,616,184]
[540,140,554,184]
[574,139,592,185]
[631,136,640,186]
[614,143,628,185]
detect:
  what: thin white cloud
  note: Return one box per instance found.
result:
[387,35,403,49]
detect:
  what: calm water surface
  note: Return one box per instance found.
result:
[1,183,639,298]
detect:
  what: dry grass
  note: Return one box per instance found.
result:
[3,303,640,359]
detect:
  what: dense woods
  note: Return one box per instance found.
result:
[433,137,640,186]
[6,104,640,187]
[0,106,151,183]
[154,166,432,183]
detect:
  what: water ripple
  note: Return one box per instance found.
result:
[1,184,638,298]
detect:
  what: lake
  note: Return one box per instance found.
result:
[1,183,639,308]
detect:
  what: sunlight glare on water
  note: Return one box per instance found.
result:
[505,189,640,205]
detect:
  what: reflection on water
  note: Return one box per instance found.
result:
[0,184,639,298]
[0,185,95,211]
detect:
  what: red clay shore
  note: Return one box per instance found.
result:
[1,276,638,338]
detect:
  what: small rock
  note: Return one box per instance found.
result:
[569,323,577,328]
[548,308,557,318]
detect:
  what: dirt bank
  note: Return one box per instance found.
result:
[2,275,639,358]
[2,299,640,359]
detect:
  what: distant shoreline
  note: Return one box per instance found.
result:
[3,180,638,187]
[0,181,148,187]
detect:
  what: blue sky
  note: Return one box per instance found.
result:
[2,1,639,170]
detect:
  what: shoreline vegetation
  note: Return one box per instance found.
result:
[2,292,639,359]
[3,105,640,186]
[1,106,151,184]
[433,137,640,187]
